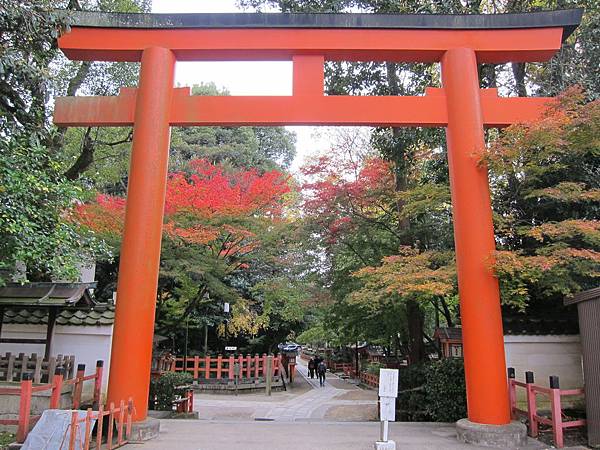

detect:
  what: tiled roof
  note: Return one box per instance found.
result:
[0,282,96,307]
[503,315,579,336]
[3,306,115,327]
[434,327,463,341]
[434,315,579,340]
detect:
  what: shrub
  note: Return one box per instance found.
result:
[364,362,385,374]
[424,358,467,422]
[149,372,193,411]
[397,363,429,421]
[395,358,467,422]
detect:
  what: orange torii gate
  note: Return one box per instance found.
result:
[54,8,582,436]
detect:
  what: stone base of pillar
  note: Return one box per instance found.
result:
[456,419,528,448]
[129,417,161,442]
[374,440,396,450]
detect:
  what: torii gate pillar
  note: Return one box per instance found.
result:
[106,47,175,421]
[442,48,509,425]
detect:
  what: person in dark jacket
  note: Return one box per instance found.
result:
[308,358,316,379]
[317,360,327,386]
[314,355,323,369]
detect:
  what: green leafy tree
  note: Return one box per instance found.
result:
[0,1,107,282]
[170,83,296,173]
[487,87,600,310]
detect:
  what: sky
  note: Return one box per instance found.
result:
[151,0,332,172]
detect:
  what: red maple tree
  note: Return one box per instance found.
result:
[72,159,291,264]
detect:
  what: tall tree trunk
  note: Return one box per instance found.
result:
[406,299,425,364]
[386,62,426,364]
[512,62,528,97]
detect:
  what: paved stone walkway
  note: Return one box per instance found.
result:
[194,357,377,422]
[129,421,555,450]
[124,361,566,449]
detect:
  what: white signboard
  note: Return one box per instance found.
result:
[379,396,396,422]
[378,369,399,398]
[225,346,237,351]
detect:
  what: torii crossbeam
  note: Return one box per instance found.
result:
[54,9,582,431]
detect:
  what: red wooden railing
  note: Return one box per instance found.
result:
[173,389,194,414]
[508,368,586,448]
[169,354,281,381]
[64,398,134,450]
[330,362,353,373]
[0,361,104,443]
[360,372,379,388]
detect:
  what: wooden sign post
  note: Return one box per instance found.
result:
[375,369,399,450]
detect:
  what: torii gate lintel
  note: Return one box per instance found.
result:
[53,9,583,428]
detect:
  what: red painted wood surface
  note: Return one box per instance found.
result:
[0,362,104,443]
[58,27,563,63]
[54,85,552,128]
[169,354,281,380]
[509,375,586,448]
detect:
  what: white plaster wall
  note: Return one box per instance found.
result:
[504,335,584,406]
[0,324,112,398]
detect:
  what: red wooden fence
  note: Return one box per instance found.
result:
[169,354,281,381]
[63,398,133,450]
[359,372,379,388]
[508,368,585,448]
[0,361,104,443]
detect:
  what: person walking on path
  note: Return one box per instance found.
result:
[317,360,327,387]
[308,357,316,379]
[314,355,323,370]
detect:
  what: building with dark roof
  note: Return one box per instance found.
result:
[0,283,114,395]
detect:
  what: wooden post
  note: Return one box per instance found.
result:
[0,306,4,340]
[525,371,538,437]
[188,389,193,412]
[228,355,235,380]
[19,354,29,381]
[84,408,93,450]
[203,356,209,380]
[7,353,14,382]
[261,354,267,378]
[227,355,234,381]
[73,363,85,410]
[126,398,134,439]
[254,354,260,378]
[50,368,64,409]
[45,308,57,359]
[33,353,42,384]
[117,399,125,444]
[16,373,33,443]
[107,402,115,450]
[550,375,563,448]
[355,341,359,377]
[265,355,273,396]
[68,410,79,450]
[507,367,516,420]
[216,355,222,379]
[96,404,104,450]
[93,360,104,409]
